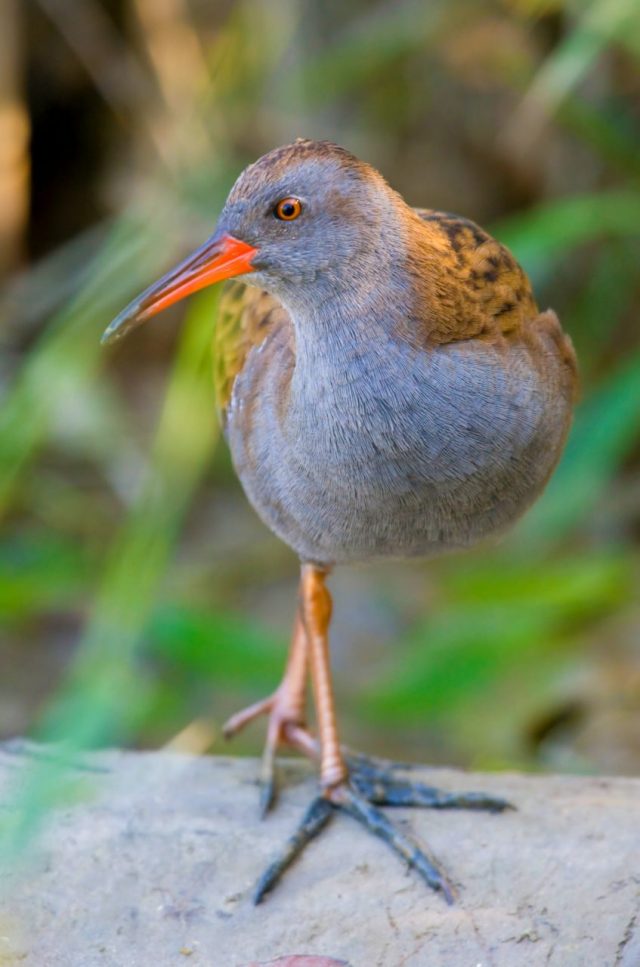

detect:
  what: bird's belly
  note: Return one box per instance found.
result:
[226,336,572,565]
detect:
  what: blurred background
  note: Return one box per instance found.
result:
[1,0,639,797]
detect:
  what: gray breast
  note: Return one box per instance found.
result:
[226,330,570,566]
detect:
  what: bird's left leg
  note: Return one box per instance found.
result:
[223,607,316,814]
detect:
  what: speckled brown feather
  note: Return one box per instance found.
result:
[214,282,290,426]
[408,208,537,343]
[214,207,576,424]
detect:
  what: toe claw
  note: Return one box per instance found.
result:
[258,741,278,817]
[454,791,514,813]
[259,773,277,818]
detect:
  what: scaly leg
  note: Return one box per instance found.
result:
[223,604,316,814]
[301,564,347,790]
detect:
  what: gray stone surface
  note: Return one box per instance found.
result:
[0,745,638,967]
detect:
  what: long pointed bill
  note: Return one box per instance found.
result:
[101,233,258,345]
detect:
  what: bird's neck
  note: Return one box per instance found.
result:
[299,283,401,354]
[278,196,430,410]
[285,226,415,372]
[285,268,413,418]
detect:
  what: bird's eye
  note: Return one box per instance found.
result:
[274,197,302,221]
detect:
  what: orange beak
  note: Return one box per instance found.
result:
[101,233,258,345]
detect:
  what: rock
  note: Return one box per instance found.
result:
[0,745,638,966]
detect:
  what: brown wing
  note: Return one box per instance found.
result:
[213,282,291,428]
[411,207,577,397]
[411,207,539,342]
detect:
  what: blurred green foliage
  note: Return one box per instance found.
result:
[1,0,640,856]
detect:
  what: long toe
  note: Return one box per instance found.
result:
[253,796,334,904]
[347,754,513,813]
[329,783,455,903]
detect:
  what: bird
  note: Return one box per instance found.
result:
[103,138,577,904]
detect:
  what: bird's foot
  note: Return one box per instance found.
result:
[253,756,513,905]
[223,691,317,816]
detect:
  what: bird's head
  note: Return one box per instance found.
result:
[102,139,401,344]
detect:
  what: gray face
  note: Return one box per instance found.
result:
[100,141,406,347]
[215,150,393,302]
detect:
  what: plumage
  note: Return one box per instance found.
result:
[104,139,577,903]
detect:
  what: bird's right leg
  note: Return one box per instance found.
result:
[222,607,316,814]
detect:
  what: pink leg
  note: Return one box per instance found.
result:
[223,604,317,812]
[299,564,347,790]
